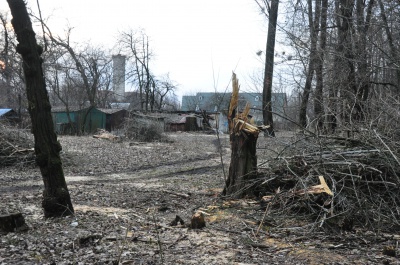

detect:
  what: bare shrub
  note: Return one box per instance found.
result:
[123,114,167,142]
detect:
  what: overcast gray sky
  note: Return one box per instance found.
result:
[2,0,269,100]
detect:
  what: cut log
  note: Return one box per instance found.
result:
[0,212,29,232]
[93,129,119,141]
[161,189,191,199]
[190,212,205,229]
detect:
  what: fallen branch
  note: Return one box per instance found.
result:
[161,190,191,199]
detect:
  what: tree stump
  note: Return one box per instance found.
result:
[0,213,29,233]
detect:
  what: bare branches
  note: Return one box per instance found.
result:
[117,28,178,111]
[0,123,34,167]
[258,131,400,231]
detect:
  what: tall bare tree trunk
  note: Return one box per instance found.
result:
[299,0,321,129]
[262,0,279,137]
[328,0,355,133]
[314,0,328,132]
[353,0,374,121]
[7,0,74,218]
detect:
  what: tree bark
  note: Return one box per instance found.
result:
[7,0,74,218]
[262,0,279,137]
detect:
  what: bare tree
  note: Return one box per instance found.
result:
[118,29,155,111]
[0,11,27,111]
[0,13,12,107]
[42,25,113,132]
[6,0,74,217]
[154,73,178,110]
[326,0,375,132]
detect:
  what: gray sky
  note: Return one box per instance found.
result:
[3,0,269,100]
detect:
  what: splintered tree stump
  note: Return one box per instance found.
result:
[190,212,205,229]
[222,73,261,198]
[0,212,29,232]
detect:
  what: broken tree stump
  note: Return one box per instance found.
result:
[0,212,29,232]
[223,73,265,198]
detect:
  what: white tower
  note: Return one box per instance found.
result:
[112,54,126,102]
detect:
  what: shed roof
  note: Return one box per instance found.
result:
[0,109,13,116]
[96,108,127,114]
[51,107,127,114]
[51,106,82,112]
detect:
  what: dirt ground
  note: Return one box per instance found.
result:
[0,131,399,264]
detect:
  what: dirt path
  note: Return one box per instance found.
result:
[0,132,398,264]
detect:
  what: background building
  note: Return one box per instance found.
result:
[181,92,287,126]
[112,54,126,103]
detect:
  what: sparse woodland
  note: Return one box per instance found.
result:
[0,0,400,264]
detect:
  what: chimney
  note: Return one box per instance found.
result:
[112,54,126,102]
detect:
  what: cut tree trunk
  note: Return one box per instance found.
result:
[0,213,29,232]
[7,0,74,218]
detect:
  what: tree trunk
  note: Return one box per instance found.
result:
[7,0,74,218]
[262,0,279,137]
[328,0,355,133]
[314,0,328,132]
